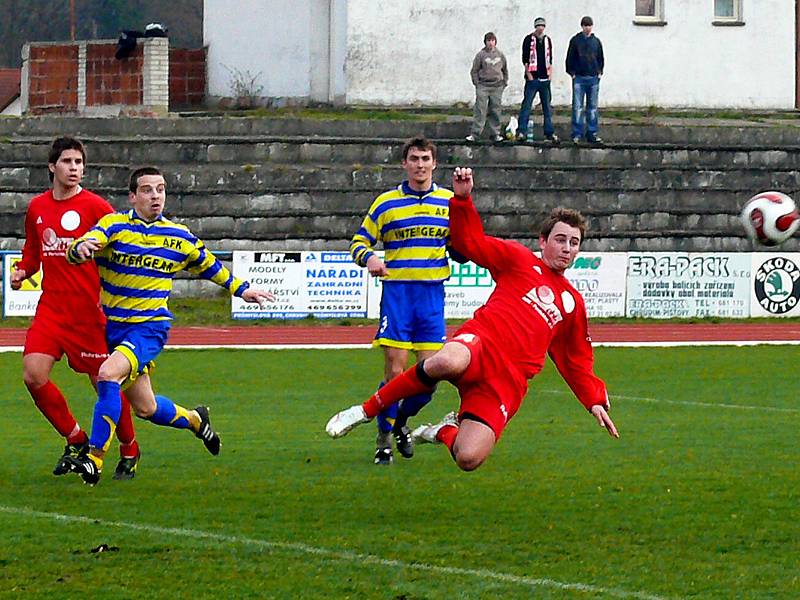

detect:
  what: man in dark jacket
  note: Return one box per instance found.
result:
[516,17,558,143]
[565,16,604,144]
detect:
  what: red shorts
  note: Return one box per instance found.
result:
[24,303,109,376]
[451,325,528,440]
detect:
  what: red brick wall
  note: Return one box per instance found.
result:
[25,41,205,113]
[86,42,143,106]
[27,45,79,114]
[170,47,206,107]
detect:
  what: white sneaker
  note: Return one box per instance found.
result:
[325,405,369,438]
[410,411,458,445]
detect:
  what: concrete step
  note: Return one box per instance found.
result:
[2,163,797,194]
[5,137,800,169]
[0,137,800,169]
[2,115,800,147]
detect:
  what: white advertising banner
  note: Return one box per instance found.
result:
[748,253,800,317]
[626,253,752,318]
[2,253,42,317]
[565,253,627,318]
[231,251,370,319]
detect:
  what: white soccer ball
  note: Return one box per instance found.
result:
[740,191,800,247]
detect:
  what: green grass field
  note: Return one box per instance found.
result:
[0,345,797,599]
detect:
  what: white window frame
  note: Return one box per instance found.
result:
[713,0,744,26]
[633,0,666,26]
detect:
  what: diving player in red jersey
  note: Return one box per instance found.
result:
[326,166,618,471]
[11,137,141,480]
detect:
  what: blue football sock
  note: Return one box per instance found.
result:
[374,380,398,434]
[148,395,193,429]
[399,391,434,418]
[89,381,122,452]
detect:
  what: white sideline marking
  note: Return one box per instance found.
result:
[0,344,373,353]
[594,340,800,348]
[540,389,800,414]
[0,504,668,600]
[1,339,798,353]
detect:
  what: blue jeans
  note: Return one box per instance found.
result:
[517,79,553,137]
[571,75,600,139]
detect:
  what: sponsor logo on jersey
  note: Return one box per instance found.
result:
[522,284,563,328]
[41,227,75,256]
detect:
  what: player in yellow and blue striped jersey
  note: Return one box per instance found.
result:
[350,137,465,465]
[63,166,274,485]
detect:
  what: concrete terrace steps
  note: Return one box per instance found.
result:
[2,114,800,145]
[1,162,798,196]
[0,114,798,253]
[5,136,800,169]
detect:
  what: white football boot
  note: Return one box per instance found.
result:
[325,405,370,438]
[410,411,458,445]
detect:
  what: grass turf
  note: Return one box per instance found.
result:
[0,346,797,599]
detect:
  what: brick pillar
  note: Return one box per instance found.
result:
[143,38,169,114]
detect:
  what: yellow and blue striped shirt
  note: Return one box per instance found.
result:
[350,181,454,282]
[67,210,248,323]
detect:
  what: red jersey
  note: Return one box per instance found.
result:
[449,194,608,410]
[17,188,113,311]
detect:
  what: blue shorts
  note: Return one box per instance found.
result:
[106,320,171,380]
[375,281,446,351]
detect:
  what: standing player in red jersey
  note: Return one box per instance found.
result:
[326,166,619,471]
[11,137,142,480]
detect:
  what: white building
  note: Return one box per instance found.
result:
[203,0,796,109]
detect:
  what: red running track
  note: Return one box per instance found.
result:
[0,322,798,347]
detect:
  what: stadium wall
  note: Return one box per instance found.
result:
[203,0,795,109]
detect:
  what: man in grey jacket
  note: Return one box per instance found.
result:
[467,32,508,143]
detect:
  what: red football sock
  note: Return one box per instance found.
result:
[437,424,458,452]
[27,380,81,440]
[362,364,436,418]
[116,392,140,458]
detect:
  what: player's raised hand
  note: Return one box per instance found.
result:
[10,266,26,290]
[591,404,619,439]
[242,288,276,309]
[453,167,474,197]
[366,254,389,278]
[76,239,102,260]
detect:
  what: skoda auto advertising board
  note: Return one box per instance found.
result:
[749,253,800,317]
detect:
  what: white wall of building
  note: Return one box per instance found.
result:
[204,0,346,102]
[205,0,795,109]
[1,97,21,116]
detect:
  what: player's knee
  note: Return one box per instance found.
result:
[385,364,405,380]
[96,362,120,383]
[133,404,154,419]
[22,367,48,390]
[453,447,487,472]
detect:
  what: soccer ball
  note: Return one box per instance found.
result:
[740,191,800,247]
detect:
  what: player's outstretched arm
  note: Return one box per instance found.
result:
[590,404,619,438]
[241,288,276,309]
[69,239,103,263]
